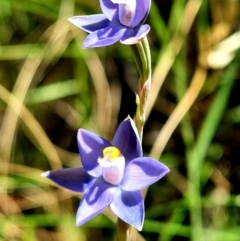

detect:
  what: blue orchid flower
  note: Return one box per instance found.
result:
[42,116,169,230]
[68,0,151,48]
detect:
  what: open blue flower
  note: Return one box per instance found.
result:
[68,0,151,48]
[42,116,169,230]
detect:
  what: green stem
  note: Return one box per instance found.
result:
[131,37,151,88]
[140,37,152,83]
[116,37,152,241]
[131,44,143,82]
[134,37,152,139]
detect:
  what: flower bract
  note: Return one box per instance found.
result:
[68,0,151,48]
[42,116,169,230]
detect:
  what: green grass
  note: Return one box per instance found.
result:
[0,0,240,240]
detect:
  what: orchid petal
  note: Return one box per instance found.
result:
[112,116,142,163]
[42,168,95,193]
[76,178,116,226]
[82,25,126,48]
[132,0,151,27]
[110,189,144,230]
[120,157,170,191]
[100,0,120,23]
[68,14,110,33]
[77,129,111,177]
[120,24,150,45]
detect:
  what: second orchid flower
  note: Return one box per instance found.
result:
[69,0,151,48]
[42,117,169,230]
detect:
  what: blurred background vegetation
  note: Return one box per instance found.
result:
[0,0,240,240]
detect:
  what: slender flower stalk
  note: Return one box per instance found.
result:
[116,36,152,241]
[133,36,152,140]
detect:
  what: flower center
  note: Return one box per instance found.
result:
[98,146,125,185]
[111,0,136,27]
[103,146,121,161]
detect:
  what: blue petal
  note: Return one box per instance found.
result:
[132,0,151,27]
[82,25,126,48]
[100,0,120,23]
[77,129,112,177]
[42,167,95,193]
[76,178,117,226]
[112,116,142,164]
[110,189,144,231]
[120,157,170,191]
[68,14,110,33]
[120,24,150,45]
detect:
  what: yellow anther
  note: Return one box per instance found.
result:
[103,147,122,161]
